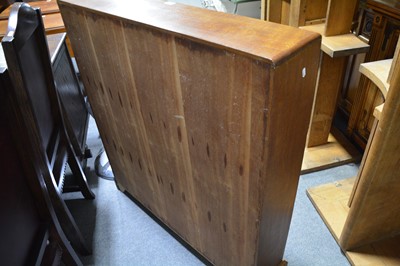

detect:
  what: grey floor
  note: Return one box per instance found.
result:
[65,2,358,265]
[65,115,357,266]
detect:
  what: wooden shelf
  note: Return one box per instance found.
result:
[301,23,370,58]
[359,58,392,121]
[307,177,400,265]
[359,59,391,98]
[301,127,361,174]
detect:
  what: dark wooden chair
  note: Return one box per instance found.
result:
[2,2,94,255]
[0,64,82,265]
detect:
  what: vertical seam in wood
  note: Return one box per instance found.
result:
[120,22,166,216]
[170,37,202,249]
[305,50,323,148]
[241,60,253,263]
[82,10,125,176]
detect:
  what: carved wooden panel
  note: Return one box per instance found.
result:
[345,0,400,148]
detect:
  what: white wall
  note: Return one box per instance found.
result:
[165,0,262,19]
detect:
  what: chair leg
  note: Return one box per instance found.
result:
[50,224,83,265]
[68,144,95,200]
[54,193,92,255]
[234,3,238,13]
[43,169,92,255]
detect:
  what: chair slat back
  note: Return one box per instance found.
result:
[2,3,62,159]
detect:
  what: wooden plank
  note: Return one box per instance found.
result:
[304,0,328,22]
[280,0,291,25]
[324,0,358,36]
[58,0,321,265]
[289,0,306,27]
[266,0,290,24]
[266,0,282,22]
[307,53,346,147]
[0,0,59,20]
[307,177,355,241]
[388,38,400,83]
[307,177,400,266]
[261,0,267,20]
[301,127,361,174]
[301,23,370,58]
[289,0,328,27]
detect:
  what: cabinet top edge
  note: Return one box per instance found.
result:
[58,0,321,66]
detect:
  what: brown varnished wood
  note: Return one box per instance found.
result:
[58,0,318,67]
[288,0,329,27]
[307,53,346,147]
[324,0,358,36]
[58,0,321,264]
[256,38,320,265]
[266,0,283,23]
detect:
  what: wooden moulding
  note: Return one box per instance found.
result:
[58,0,321,265]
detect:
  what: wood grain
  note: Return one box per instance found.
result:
[307,177,400,265]
[340,40,400,250]
[301,23,370,58]
[58,0,321,264]
[307,53,346,147]
[266,0,283,23]
[289,0,328,27]
[359,59,391,98]
[301,127,361,174]
[324,0,358,36]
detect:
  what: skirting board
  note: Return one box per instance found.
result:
[306,177,400,265]
[301,127,361,174]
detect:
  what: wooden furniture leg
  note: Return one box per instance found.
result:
[307,53,346,147]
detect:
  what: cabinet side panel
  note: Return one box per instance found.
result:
[257,39,321,265]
